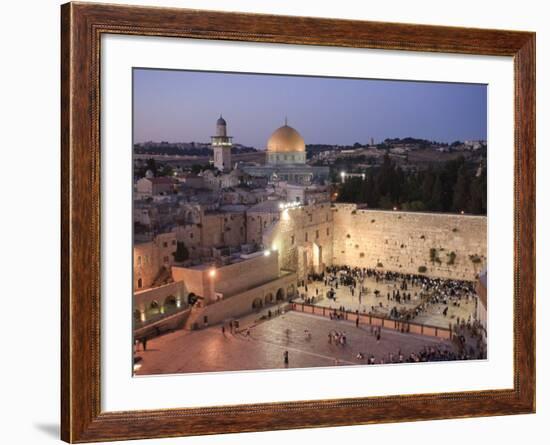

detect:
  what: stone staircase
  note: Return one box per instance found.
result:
[151,266,173,288]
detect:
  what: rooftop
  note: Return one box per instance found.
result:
[247,200,282,214]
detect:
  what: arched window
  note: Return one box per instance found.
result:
[164,295,177,308]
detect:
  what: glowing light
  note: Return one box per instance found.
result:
[264,250,271,257]
[460,210,465,215]
[208,268,216,278]
[271,243,277,251]
[393,207,398,211]
[279,201,301,211]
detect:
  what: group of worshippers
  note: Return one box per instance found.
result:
[308,265,478,325]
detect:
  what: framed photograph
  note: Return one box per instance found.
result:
[61,2,535,442]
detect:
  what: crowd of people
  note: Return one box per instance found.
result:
[300,265,478,327]
[226,264,487,368]
[328,330,348,346]
[350,344,475,365]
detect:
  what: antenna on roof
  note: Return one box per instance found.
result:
[284,115,288,126]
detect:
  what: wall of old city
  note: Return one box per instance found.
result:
[186,272,297,329]
[172,252,280,302]
[263,203,334,279]
[331,204,487,281]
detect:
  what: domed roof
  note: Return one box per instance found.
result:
[217,115,226,126]
[267,125,305,153]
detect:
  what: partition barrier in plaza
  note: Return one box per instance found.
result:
[290,303,452,340]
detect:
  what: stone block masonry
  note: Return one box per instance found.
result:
[332,204,486,281]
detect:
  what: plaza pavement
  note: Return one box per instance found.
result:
[134,310,457,376]
[297,275,477,329]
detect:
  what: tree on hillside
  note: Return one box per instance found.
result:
[452,164,470,212]
[430,174,444,212]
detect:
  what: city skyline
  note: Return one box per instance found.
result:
[133,68,487,148]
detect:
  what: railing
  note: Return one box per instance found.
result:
[290,303,452,340]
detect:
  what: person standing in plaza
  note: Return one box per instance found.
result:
[283,350,289,366]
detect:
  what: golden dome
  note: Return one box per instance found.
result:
[267,125,305,153]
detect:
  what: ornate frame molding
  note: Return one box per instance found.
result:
[61,2,535,442]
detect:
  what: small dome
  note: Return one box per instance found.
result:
[217,115,226,126]
[267,125,305,153]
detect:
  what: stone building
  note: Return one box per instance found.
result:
[135,176,176,198]
[133,231,177,290]
[201,168,241,190]
[241,121,330,185]
[211,115,233,172]
[276,182,330,205]
[174,207,247,259]
[245,200,283,246]
[256,202,335,280]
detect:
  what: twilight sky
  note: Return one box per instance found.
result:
[133,68,487,148]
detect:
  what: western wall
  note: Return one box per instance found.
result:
[331,204,487,281]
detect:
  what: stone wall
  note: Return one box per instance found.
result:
[246,209,280,246]
[332,204,486,281]
[186,272,297,329]
[174,211,247,259]
[262,203,334,279]
[172,251,281,303]
[133,281,187,314]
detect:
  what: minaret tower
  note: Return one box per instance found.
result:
[211,115,233,172]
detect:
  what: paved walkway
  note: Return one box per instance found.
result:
[134,311,458,376]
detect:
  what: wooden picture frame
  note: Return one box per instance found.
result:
[61,2,535,442]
